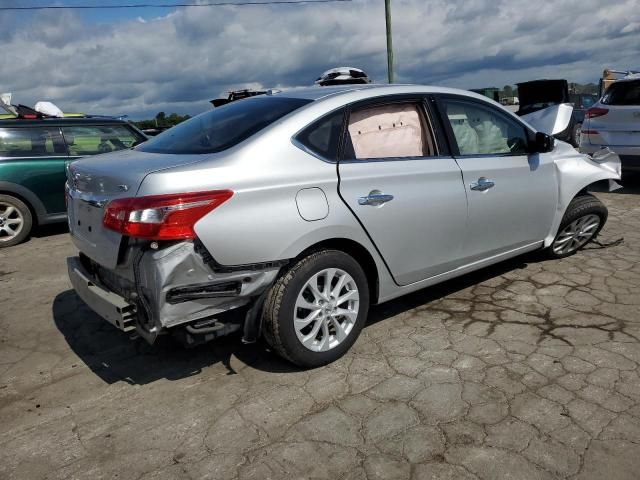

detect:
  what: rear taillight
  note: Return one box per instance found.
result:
[103,190,233,240]
[582,129,599,135]
[585,107,609,119]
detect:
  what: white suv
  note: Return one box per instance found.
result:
[580,77,640,174]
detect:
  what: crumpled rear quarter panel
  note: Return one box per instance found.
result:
[136,242,279,329]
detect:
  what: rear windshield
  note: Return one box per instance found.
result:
[136,96,312,154]
[601,80,640,106]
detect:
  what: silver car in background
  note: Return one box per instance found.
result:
[580,77,640,175]
[66,85,620,367]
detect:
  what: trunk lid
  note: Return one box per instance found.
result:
[517,79,570,115]
[67,148,205,268]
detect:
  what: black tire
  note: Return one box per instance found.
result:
[547,193,607,259]
[0,194,33,248]
[262,249,369,368]
[571,122,582,147]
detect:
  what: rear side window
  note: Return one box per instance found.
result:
[295,109,344,161]
[0,127,66,157]
[137,96,312,155]
[344,102,436,160]
[62,125,143,156]
[602,80,640,105]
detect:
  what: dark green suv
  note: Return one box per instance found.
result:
[0,117,146,247]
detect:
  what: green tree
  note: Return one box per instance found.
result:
[155,111,166,126]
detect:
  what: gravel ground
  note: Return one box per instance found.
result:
[1,186,639,480]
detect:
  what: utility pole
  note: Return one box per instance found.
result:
[385,0,394,83]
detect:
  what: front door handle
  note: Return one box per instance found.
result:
[470,177,495,192]
[358,190,394,206]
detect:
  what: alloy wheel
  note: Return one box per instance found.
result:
[552,214,600,255]
[293,268,360,352]
[0,202,24,242]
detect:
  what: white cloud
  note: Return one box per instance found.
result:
[0,0,638,118]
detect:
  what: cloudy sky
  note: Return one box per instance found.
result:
[0,0,638,119]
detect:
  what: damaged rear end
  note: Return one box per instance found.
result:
[66,151,280,347]
[65,95,313,346]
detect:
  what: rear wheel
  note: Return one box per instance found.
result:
[548,194,607,258]
[0,195,33,248]
[263,249,369,368]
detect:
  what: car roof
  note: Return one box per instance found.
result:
[0,116,132,128]
[273,83,495,103]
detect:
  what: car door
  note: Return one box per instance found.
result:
[337,97,468,286]
[0,126,69,214]
[436,96,558,263]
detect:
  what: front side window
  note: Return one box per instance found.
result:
[602,80,640,106]
[295,109,344,161]
[443,99,529,155]
[0,127,66,157]
[344,102,436,160]
[63,125,143,156]
[137,96,312,155]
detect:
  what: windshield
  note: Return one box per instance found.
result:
[601,80,640,106]
[137,96,312,154]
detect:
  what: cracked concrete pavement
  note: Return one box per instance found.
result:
[1,188,640,479]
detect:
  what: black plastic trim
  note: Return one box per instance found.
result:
[194,238,290,273]
[166,281,242,304]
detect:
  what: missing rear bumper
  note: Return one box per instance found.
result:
[68,241,283,344]
[67,256,137,333]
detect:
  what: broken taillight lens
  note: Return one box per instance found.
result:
[103,190,233,240]
[585,107,609,119]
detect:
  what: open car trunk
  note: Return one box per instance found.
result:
[516,79,575,143]
[516,80,570,116]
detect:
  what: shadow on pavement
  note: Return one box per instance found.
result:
[52,289,302,385]
[32,222,69,238]
[52,251,540,386]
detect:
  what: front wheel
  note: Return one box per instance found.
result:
[262,249,369,368]
[548,194,607,258]
[572,122,582,147]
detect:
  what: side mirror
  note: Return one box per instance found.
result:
[533,131,554,153]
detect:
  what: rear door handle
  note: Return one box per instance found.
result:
[358,191,394,206]
[470,177,495,191]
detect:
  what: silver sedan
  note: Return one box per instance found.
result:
[66,85,621,367]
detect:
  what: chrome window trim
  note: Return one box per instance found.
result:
[339,155,446,164]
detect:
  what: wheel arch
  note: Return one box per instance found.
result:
[544,177,614,247]
[0,181,45,226]
[294,237,381,304]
